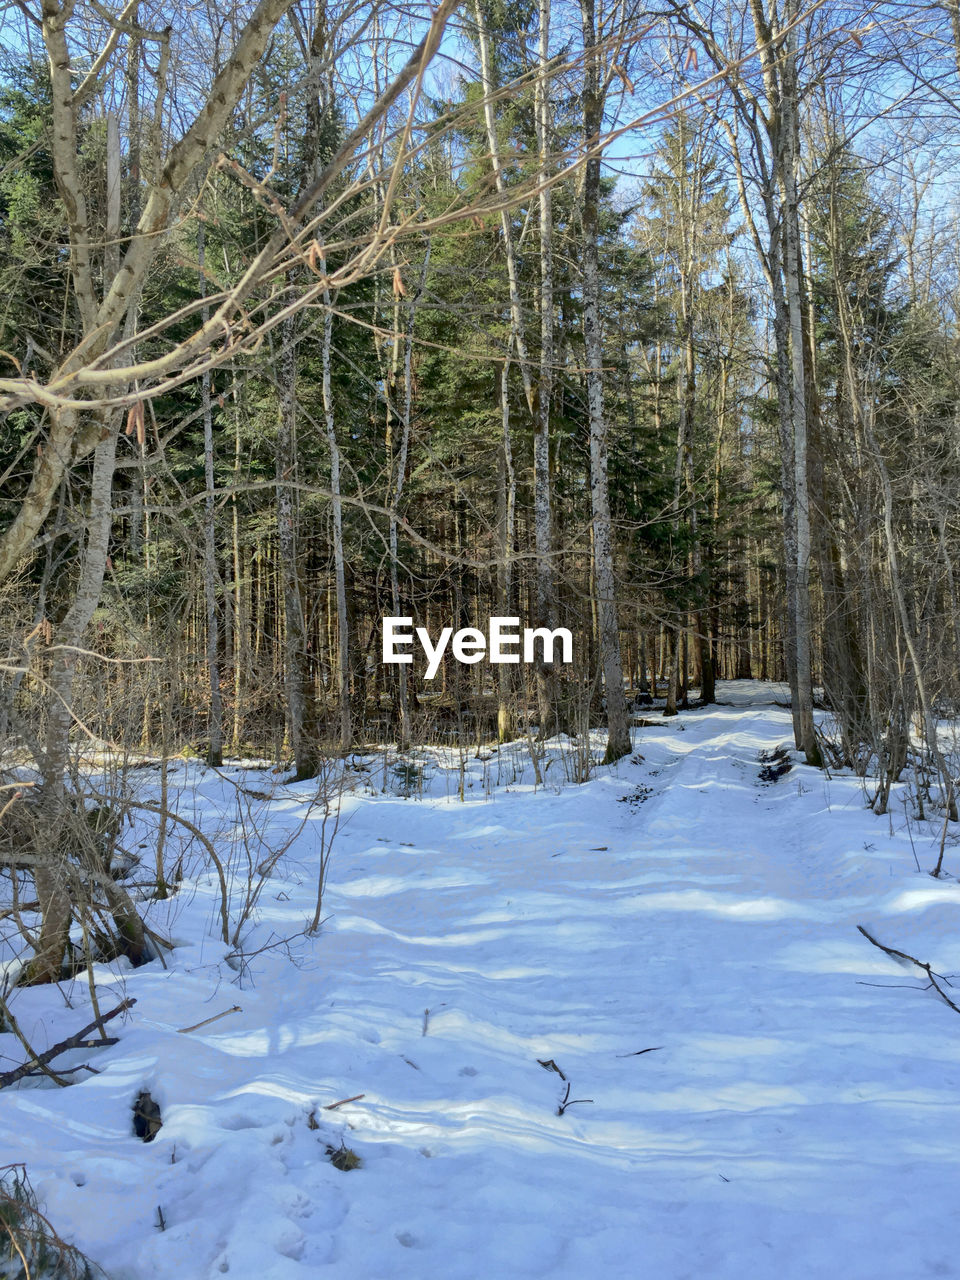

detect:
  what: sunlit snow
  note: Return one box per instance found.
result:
[3,681,960,1279]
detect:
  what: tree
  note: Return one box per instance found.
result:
[0,0,461,980]
[641,110,736,707]
[669,0,825,761]
[579,0,632,760]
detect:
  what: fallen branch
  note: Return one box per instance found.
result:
[323,1093,365,1110]
[22,1061,101,1079]
[0,990,69,1087]
[857,925,960,1016]
[0,998,135,1090]
[616,1046,663,1058]
[177,1005,241,1034]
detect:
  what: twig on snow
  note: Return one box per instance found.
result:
[857,925,960,1015]
[421,1004,446,1036]
[537,1057,567,1081]
[177,1005,241,1034]
[21,1061,100,1079]
[556,1080,593,1116]
[0,998,135,1089]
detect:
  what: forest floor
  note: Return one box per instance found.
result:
[4,681,960,1279]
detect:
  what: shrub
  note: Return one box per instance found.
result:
[0,1165,107,1280]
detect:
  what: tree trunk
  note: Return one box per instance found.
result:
[199,225,224,768]
[276,316,320,779]
[321,279,352,752]
[579,0,630,762]
[30,425,119,982]
[663,627,679,717]
[780,18,821,765]
[533,0,559,736]
[497,362,517,742]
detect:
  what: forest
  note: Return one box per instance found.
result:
[1,0,960,1275]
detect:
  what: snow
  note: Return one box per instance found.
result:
[3,681,960,1279]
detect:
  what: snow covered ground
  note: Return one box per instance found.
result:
[4,681,960,1279]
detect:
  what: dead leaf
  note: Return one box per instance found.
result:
[393,265,407,298]
[614,63,635,94]
[126,401,146,446]
[684,46,698,72]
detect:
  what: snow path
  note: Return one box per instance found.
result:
[5,682,960,1279]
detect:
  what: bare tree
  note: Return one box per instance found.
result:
[0,0,460,979]
[579,0,632,760]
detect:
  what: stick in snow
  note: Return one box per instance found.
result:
[177,1005,242,1034]
[556,1081,593,1116]
[21,1061,101,1080]
[323,1094,365,1110]
[0,998,135,1090]
[857,925,960,1015]
[537,1058,567,1081]
[421,1003,446,1036]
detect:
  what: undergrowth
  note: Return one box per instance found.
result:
[0,1165,106,1280]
